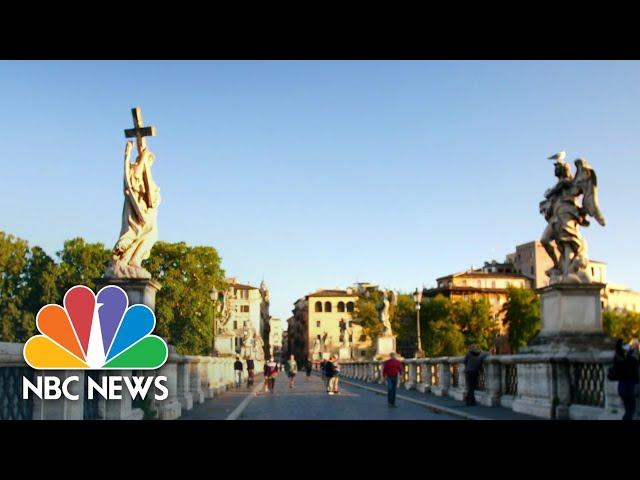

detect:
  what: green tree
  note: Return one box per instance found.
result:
[0,231,34,342]
[24,246,60,313]
[144,242,226,355]
[501,286,540,350]
[354,290,383,339]
[56,237,111,294]
[420,295,466,357]
[603,309,640,341]
[452,297,498,351]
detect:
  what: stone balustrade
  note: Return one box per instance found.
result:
[339,351,633,420]
[0,341,263,420]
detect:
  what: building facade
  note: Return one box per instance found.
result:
[423,270,533,332]
[269,317,283,359]
[287,286,374,362]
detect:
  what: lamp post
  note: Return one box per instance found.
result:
[413,288,424,358]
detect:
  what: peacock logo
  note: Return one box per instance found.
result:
[23,285,168,370]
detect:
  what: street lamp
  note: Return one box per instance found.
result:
[413,288,424,358]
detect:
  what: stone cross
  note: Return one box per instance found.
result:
[124,107,156,154]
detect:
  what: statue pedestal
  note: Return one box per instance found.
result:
[339,347,352,360]
[101,277,161,310]
[214,335,236,356]
[521,282,614,353]
[376,336,396,357]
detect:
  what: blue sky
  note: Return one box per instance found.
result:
[1,61,639,323]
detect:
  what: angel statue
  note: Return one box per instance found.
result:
[106,136,161,279]
[539,151,605,284]
[376,290,397,337]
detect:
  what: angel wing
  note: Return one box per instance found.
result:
[575,160,605,226]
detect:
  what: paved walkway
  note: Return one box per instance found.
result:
[182,371,459,420]
[180,371,538,420]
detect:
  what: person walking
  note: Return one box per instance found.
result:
[263,356,278,394]
[382,352,403,407]
[233,356,243,389]
[287,355,298,389]
[610,339,639,421]
[305,359,312,378]
[246,357,255,387]
[464,344,487,406]
[326,356,340,395]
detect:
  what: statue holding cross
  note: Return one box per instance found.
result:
[105,107,161,279]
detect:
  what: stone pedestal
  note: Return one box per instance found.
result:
[214,335,235,356]
[522,283,614,353]
[100,277,161,310]
[375,336,396,357]
[339,347,352,360]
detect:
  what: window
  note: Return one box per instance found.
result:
[315,301,322,312]
[233,321,237,329]
[324,301,332,312]
[349,335,353,343]
[346,302,355,312]
[337,301,345,312]
[241,305,249,313]
[316,321,321,327]
[531,266,534,275]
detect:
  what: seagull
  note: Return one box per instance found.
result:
[548,150,566,162]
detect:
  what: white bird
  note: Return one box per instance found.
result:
[548,150,566,161]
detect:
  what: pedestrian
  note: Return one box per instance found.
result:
[233,356,243,389]
[382,352,403,407]
[263,356,278,394]
[610,339,639,421]
[305,359,312,378]
[464,344,487,406]
[320,359,327,383]
[287,354,298,388]
[326,356,340,395]
[246,356,255,387]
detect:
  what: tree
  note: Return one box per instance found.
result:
[452,297,498,351]
[24,246,60,313]
[144,242,226,356]
[56,237,111,294]
[0,231,34,342]
[354,290,383,339]
[420,295,466,357]
[603,309,640,341]
[501,286,540,351]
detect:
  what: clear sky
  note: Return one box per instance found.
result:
[1,61,639,324]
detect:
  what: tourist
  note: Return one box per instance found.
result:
[233,356,243,389]
[464,344,487,406]
[246,357,255,387]
[611,339,639,421]
[305,359,312,378]
[382,352,403,407]
[264,356,278,394]
[287,354,298,388]
[326,356,340,395]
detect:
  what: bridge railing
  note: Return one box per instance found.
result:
[339,351,630,420]
[0,341,263,420]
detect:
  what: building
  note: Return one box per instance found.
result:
[214,278,270,358]
[423,270,533,331]
[508,240,640,313]
[269,318,283,358]
[509,240,606,289]
[287,285,374,362]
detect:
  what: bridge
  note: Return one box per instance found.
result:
[1,341,630,420]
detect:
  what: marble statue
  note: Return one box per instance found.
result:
[253,329,265,361]
[339,319,352,348]
[313,336,322,355]
[376,290,397,336]
[540,152,605,284]
[106,107,160,279]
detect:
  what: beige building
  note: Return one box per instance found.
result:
[423,270,533,332]
[509,240,607,289]
[269,318,283,357]
[508,240,639,313]
[218,278,270,358]
[288,286,374,362]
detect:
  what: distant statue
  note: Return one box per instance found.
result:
[376,290,397,337]
[106,108,160,279]
[339,319,352,348]
[253,330,265,361]
[322,331,329,350]
[313,336,321,355]
[540,152,606,284]
[241,325,255,358]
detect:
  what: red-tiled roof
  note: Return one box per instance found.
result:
[307,290,357,298]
